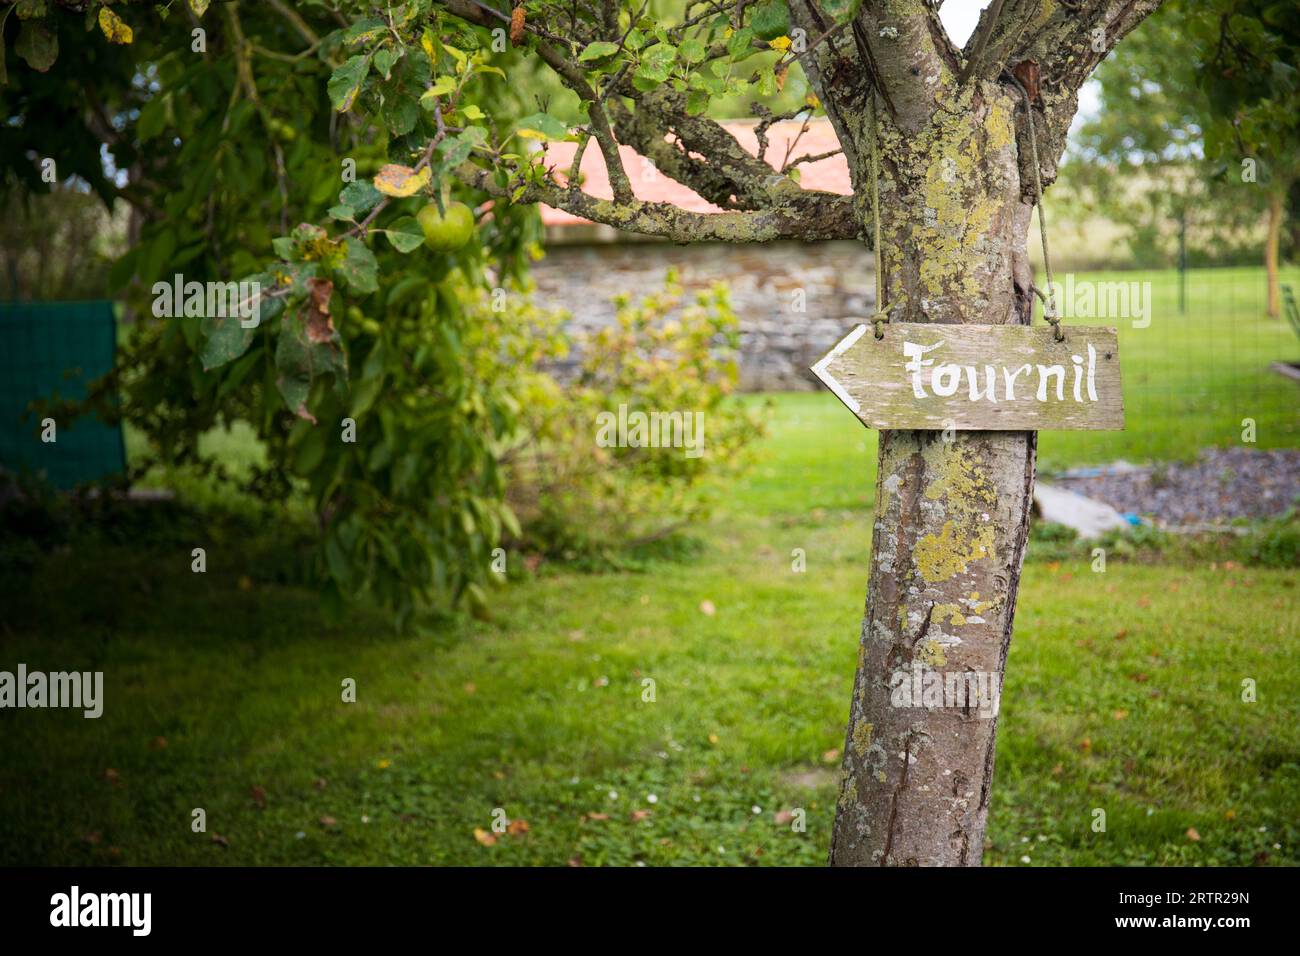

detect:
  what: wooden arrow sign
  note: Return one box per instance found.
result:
[811,322,1124,431]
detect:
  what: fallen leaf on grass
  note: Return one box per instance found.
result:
[473,828,497,846]
[1185,827,1201,842]
[774,809,795,825]
[250,785,267,809]
[149,736,168,751]
[822,749,840,763]
[583,812,609,822]
[319,816,337,827]
[507,819,530,836]
[1078,738,1092,753]
[699,600,716,616]
[1112,709,1129,721]
[211,834,229,847]
[630,809,652,822]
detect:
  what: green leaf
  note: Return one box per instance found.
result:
[15,20,57,72]
[750,0,791,42]
[340,180,382,213]
[429,75,458,96]
[679,38,707,63]
[275,310,347,421]
[435,127,486,175]
[338,238,379,294]
[578,40,620,63]
[328,204,356,221]
[381,94,419,135]
[328,54,371,112]
[728,27,756,60]
[382,216,426,253]
[373,47,400,80]
[343,17,388,47]
[515,111,569,141]
[639,43,676,80]
[199,273,276,370]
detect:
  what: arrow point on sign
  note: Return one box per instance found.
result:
[811,323,868,415]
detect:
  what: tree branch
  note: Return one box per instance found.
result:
[455,162,860,243]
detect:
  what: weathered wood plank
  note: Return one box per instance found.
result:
[810,322,1124,431]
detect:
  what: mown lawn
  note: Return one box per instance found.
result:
[0,267,1297,866]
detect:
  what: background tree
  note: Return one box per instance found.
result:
[1061,0,1299,312]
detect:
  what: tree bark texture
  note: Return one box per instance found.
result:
[826,78,1039,866]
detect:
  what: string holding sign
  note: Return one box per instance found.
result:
[866,93,894,341]
[1010,70,1064,342]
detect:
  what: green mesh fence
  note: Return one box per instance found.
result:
[0,300,125,490]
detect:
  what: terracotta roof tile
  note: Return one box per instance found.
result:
[537,117,849,227]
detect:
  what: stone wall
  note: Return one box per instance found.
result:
[530,238,877,391]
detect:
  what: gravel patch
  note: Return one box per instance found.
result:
[1053,447,1300,527]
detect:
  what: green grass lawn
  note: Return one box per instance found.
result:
[1,267,1297,866]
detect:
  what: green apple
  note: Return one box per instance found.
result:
[416,201,475,252]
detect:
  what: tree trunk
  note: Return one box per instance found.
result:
[1266,186,1283,318]
[829,81,1039,866]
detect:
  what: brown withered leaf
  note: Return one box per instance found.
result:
[1013,60,1041,103]
[1185,827,1201,842]
[507,819,530,836]
[250,785,267,809]
[303,277,335,345]
[509,5,525,45]
[211,833,230,847]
